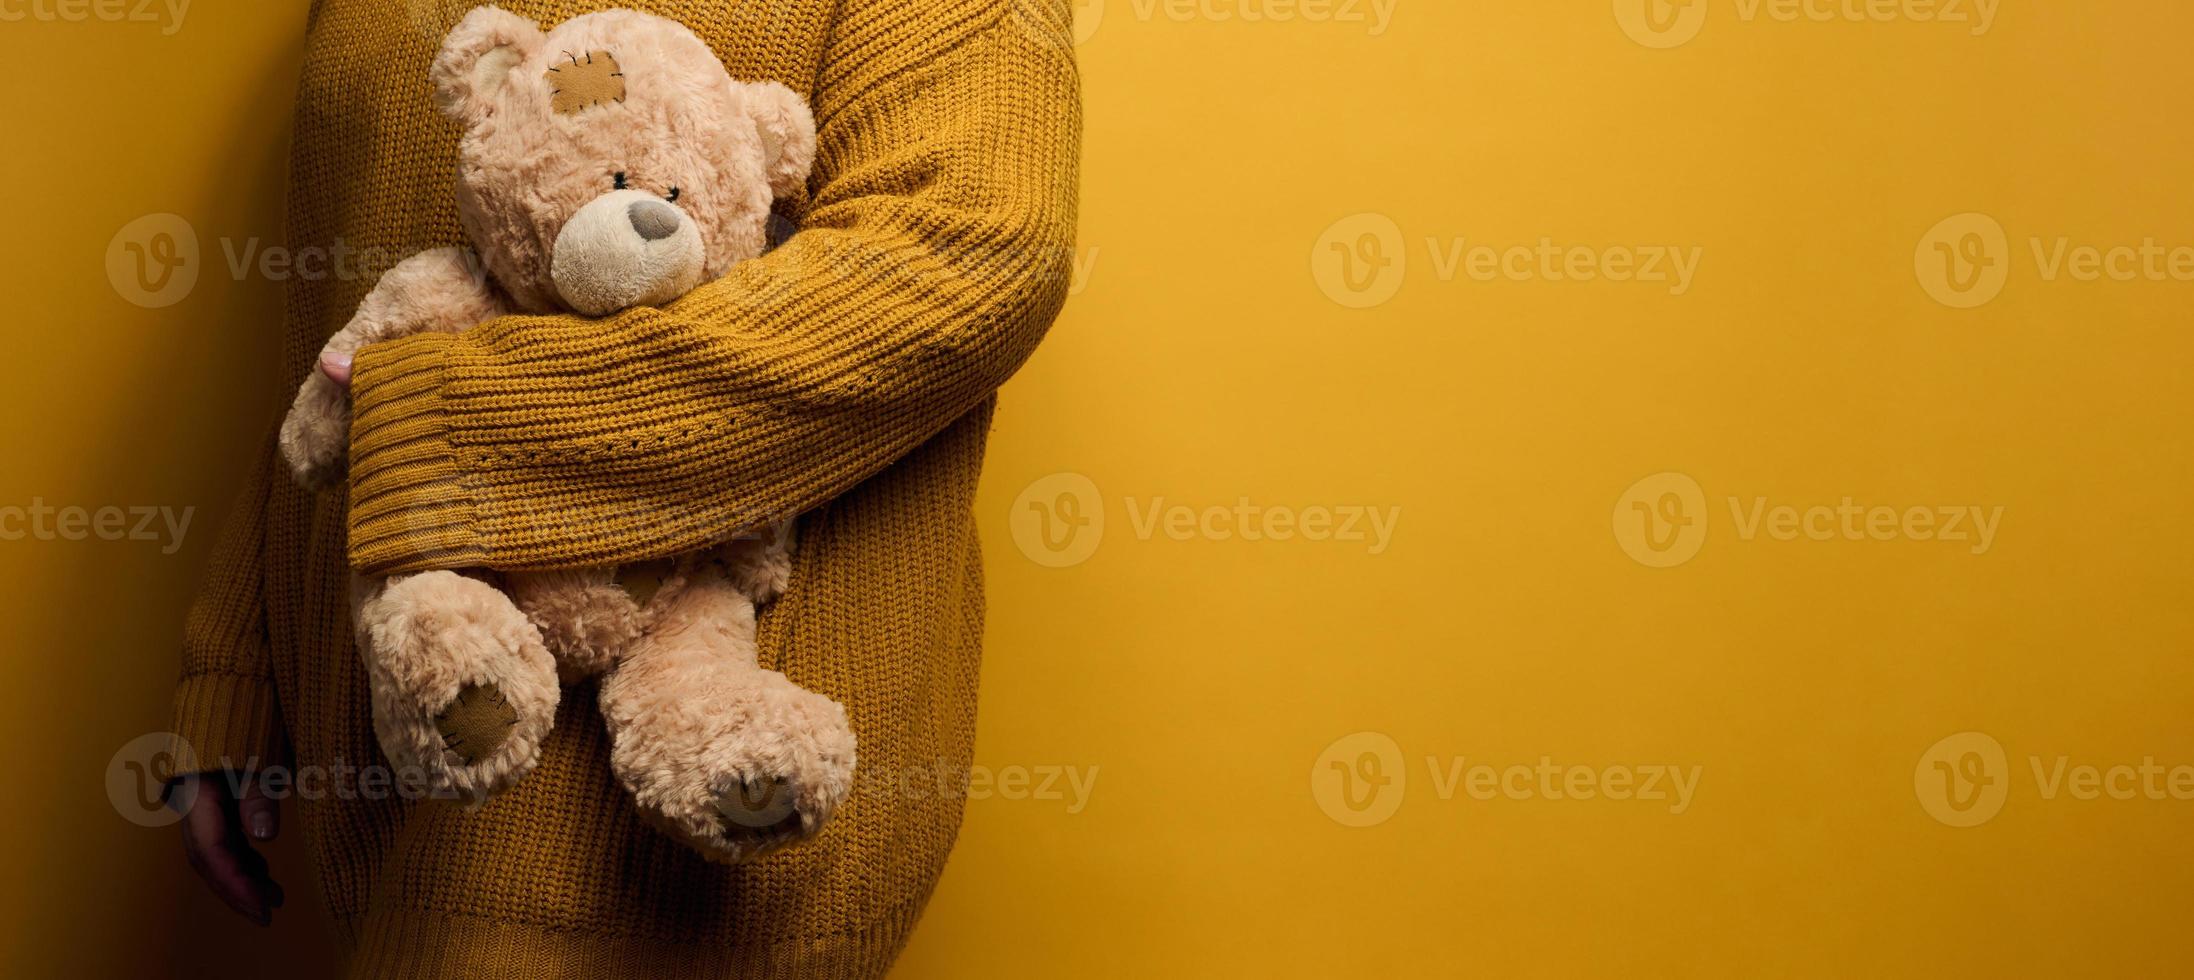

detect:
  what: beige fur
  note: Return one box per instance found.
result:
[278,247,501,490]
[276,7,850,858]
[353,570,560,800]
[600,545,853,861]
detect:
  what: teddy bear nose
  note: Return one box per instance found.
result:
[628,199,683,241]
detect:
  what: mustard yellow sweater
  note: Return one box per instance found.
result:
[172,0,1078,975]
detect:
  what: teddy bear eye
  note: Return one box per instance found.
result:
[613,171,629,190]
[666,187,681,203]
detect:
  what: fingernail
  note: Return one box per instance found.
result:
[250,813,273,840]
[320,351,353,383]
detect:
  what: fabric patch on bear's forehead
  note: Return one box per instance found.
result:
[546,51,625,115]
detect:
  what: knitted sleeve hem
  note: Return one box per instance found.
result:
[170,671,286,775]
[348,332,488,570]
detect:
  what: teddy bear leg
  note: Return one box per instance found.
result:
[598,562,855,863]
[716,521,796,604]
[354,569,560,802]
[505,566,643,684]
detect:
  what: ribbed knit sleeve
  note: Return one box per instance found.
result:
[344,0,1080,574]
[171,438,286,773]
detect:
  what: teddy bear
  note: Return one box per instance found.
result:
[274,5,855,863]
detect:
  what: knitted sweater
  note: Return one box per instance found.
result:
[171,0,1078,975]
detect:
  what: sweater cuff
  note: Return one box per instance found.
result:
[347,333,487,572]
[169,672,285,775]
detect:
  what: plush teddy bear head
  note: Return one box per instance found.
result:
[429,6,816,315]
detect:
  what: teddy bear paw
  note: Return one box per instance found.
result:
[278,369,351,491]
[359,570,561,802]
[610,669,855,863]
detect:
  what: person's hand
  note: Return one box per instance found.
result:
[319,350,353,388]
[174,773,286,925]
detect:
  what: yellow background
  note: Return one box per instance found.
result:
[4,1,2192,976]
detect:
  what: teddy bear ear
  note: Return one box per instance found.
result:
[430,6,546,127]
[737,81,818,198]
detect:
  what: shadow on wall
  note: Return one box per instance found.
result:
[54,22,341,980]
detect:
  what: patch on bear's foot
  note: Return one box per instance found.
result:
[714,776,800,833]
[435,683,519,765]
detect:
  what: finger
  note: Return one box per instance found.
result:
[179,778,275,925]
[229,840,286,909]
[222,782,287,910]
[238,777,280,843]
[320,350,353,386]
[181,786,268,924]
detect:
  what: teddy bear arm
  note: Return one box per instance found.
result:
[326,246,506,352]
[715,522,796,605]
[277,248,505,489]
